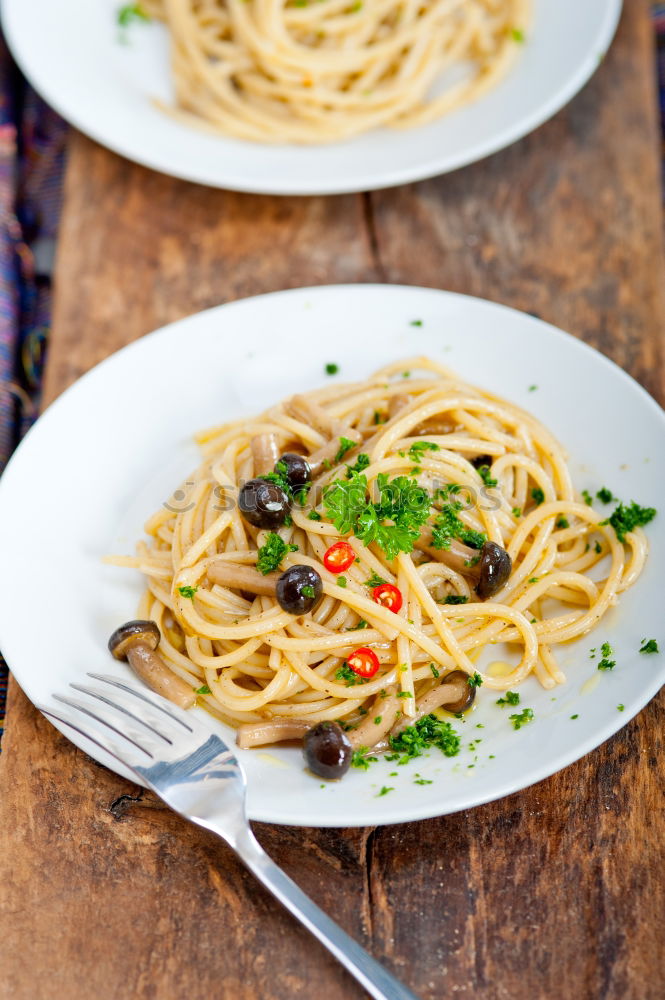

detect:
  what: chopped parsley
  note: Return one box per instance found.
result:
[639,638,659,654]
[570,714,579,720]
[509,708,534,730]
[347,619,368,631]
[531,487,545,506]
[261,459,292,496]
[325,363,339,375]
[389,714,461,760]
[597,641,616,671]
[408,441,440,462]
[397,691,413,699]
[117,3,150,26]
[496,691,520,706]
[556,517,569,529]
[256,533,297,575]
[324,471,431,561]
[336,576,347,588]
[596,487,614,504]
[441,595,469,605]
[477,465,498,488]
[195,684,211,695]
[414,777,433,785]
[364,572,387,588]
[594,540,602,554]
[468,672,483,688]
[429,663,440,678]
[351,747,372,769]
[178,585,198,599]
[307,510,322,521]
[617,704,625,712]
[511,26,525,42]
[335,664,367,686]
[334,437,356,463]
[512,507,522,518]
[430,501,486,551]
[602,501,656,542]
[346,453,370,477]
[373,716,382,725]
[582,489,594,506]
[527,383,537,391]
[410,319,423,327]
[377,786,394,796]
[301,584,315,598]
[373,411,386,425]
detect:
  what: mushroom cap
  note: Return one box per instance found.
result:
[108,620,161,660]
[439,669,477,714]
[477,541,512,599]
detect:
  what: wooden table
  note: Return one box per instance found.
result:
[2,2,664,997]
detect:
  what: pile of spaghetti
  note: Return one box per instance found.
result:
[141,0,530,143]
[110,357,650,753]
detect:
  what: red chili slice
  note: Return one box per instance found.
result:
[371,583,403,613]
[346,647,380,679]
[323,541,355,574]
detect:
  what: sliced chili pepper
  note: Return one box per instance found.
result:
[323,540,355,574]
[371,583,403,613]
[347,647,380,679]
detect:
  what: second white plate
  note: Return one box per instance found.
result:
[2,0,621,194]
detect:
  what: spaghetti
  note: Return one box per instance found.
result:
[109,357,650,755]
[141,0,531,144]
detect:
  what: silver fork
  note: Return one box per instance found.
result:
[41,673,421,1000]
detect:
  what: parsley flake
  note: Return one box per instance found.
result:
[639,638,659,654]
[325,363,339,375]
[496,691,520,706]
[178,585,198,599]
[256,533,298,575]
[195,684,211,695]
[468,672,483,688]
[509,708,534,730]
[602,501,656,542]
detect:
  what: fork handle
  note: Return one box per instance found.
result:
[229,824,422,1000]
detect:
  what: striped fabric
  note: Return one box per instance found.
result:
[1,8,665,745]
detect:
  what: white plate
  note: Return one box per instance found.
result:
[1,285,663,826]
[2,0,621,195]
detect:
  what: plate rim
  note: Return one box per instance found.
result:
[1,0,623,195]
[1,282,664,827]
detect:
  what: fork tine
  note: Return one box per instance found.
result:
[53,692,164,758]
[86,673,201,734]
[40,705,150,774]
[69,681,176,745]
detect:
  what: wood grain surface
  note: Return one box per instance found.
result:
[2,2,665,999]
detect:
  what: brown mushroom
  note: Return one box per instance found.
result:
[208,561,281,596]
[208,560,323,615]
[108,620,196,709]
[418,530,512,600]
[236,717,312,748]
[251,433,280,477]
[285,394,362,476]
[389,670,475,739]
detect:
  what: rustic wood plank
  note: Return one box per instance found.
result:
[1,2,664,999]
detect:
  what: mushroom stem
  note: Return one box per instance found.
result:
[390,680,467,737]
[417,527,482,581]
[389,393,412,418]
[236,718,312,748]
[251,434,280,477]
[208,561,279,595]
[286,394,360,443]
[126,642,196,710]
